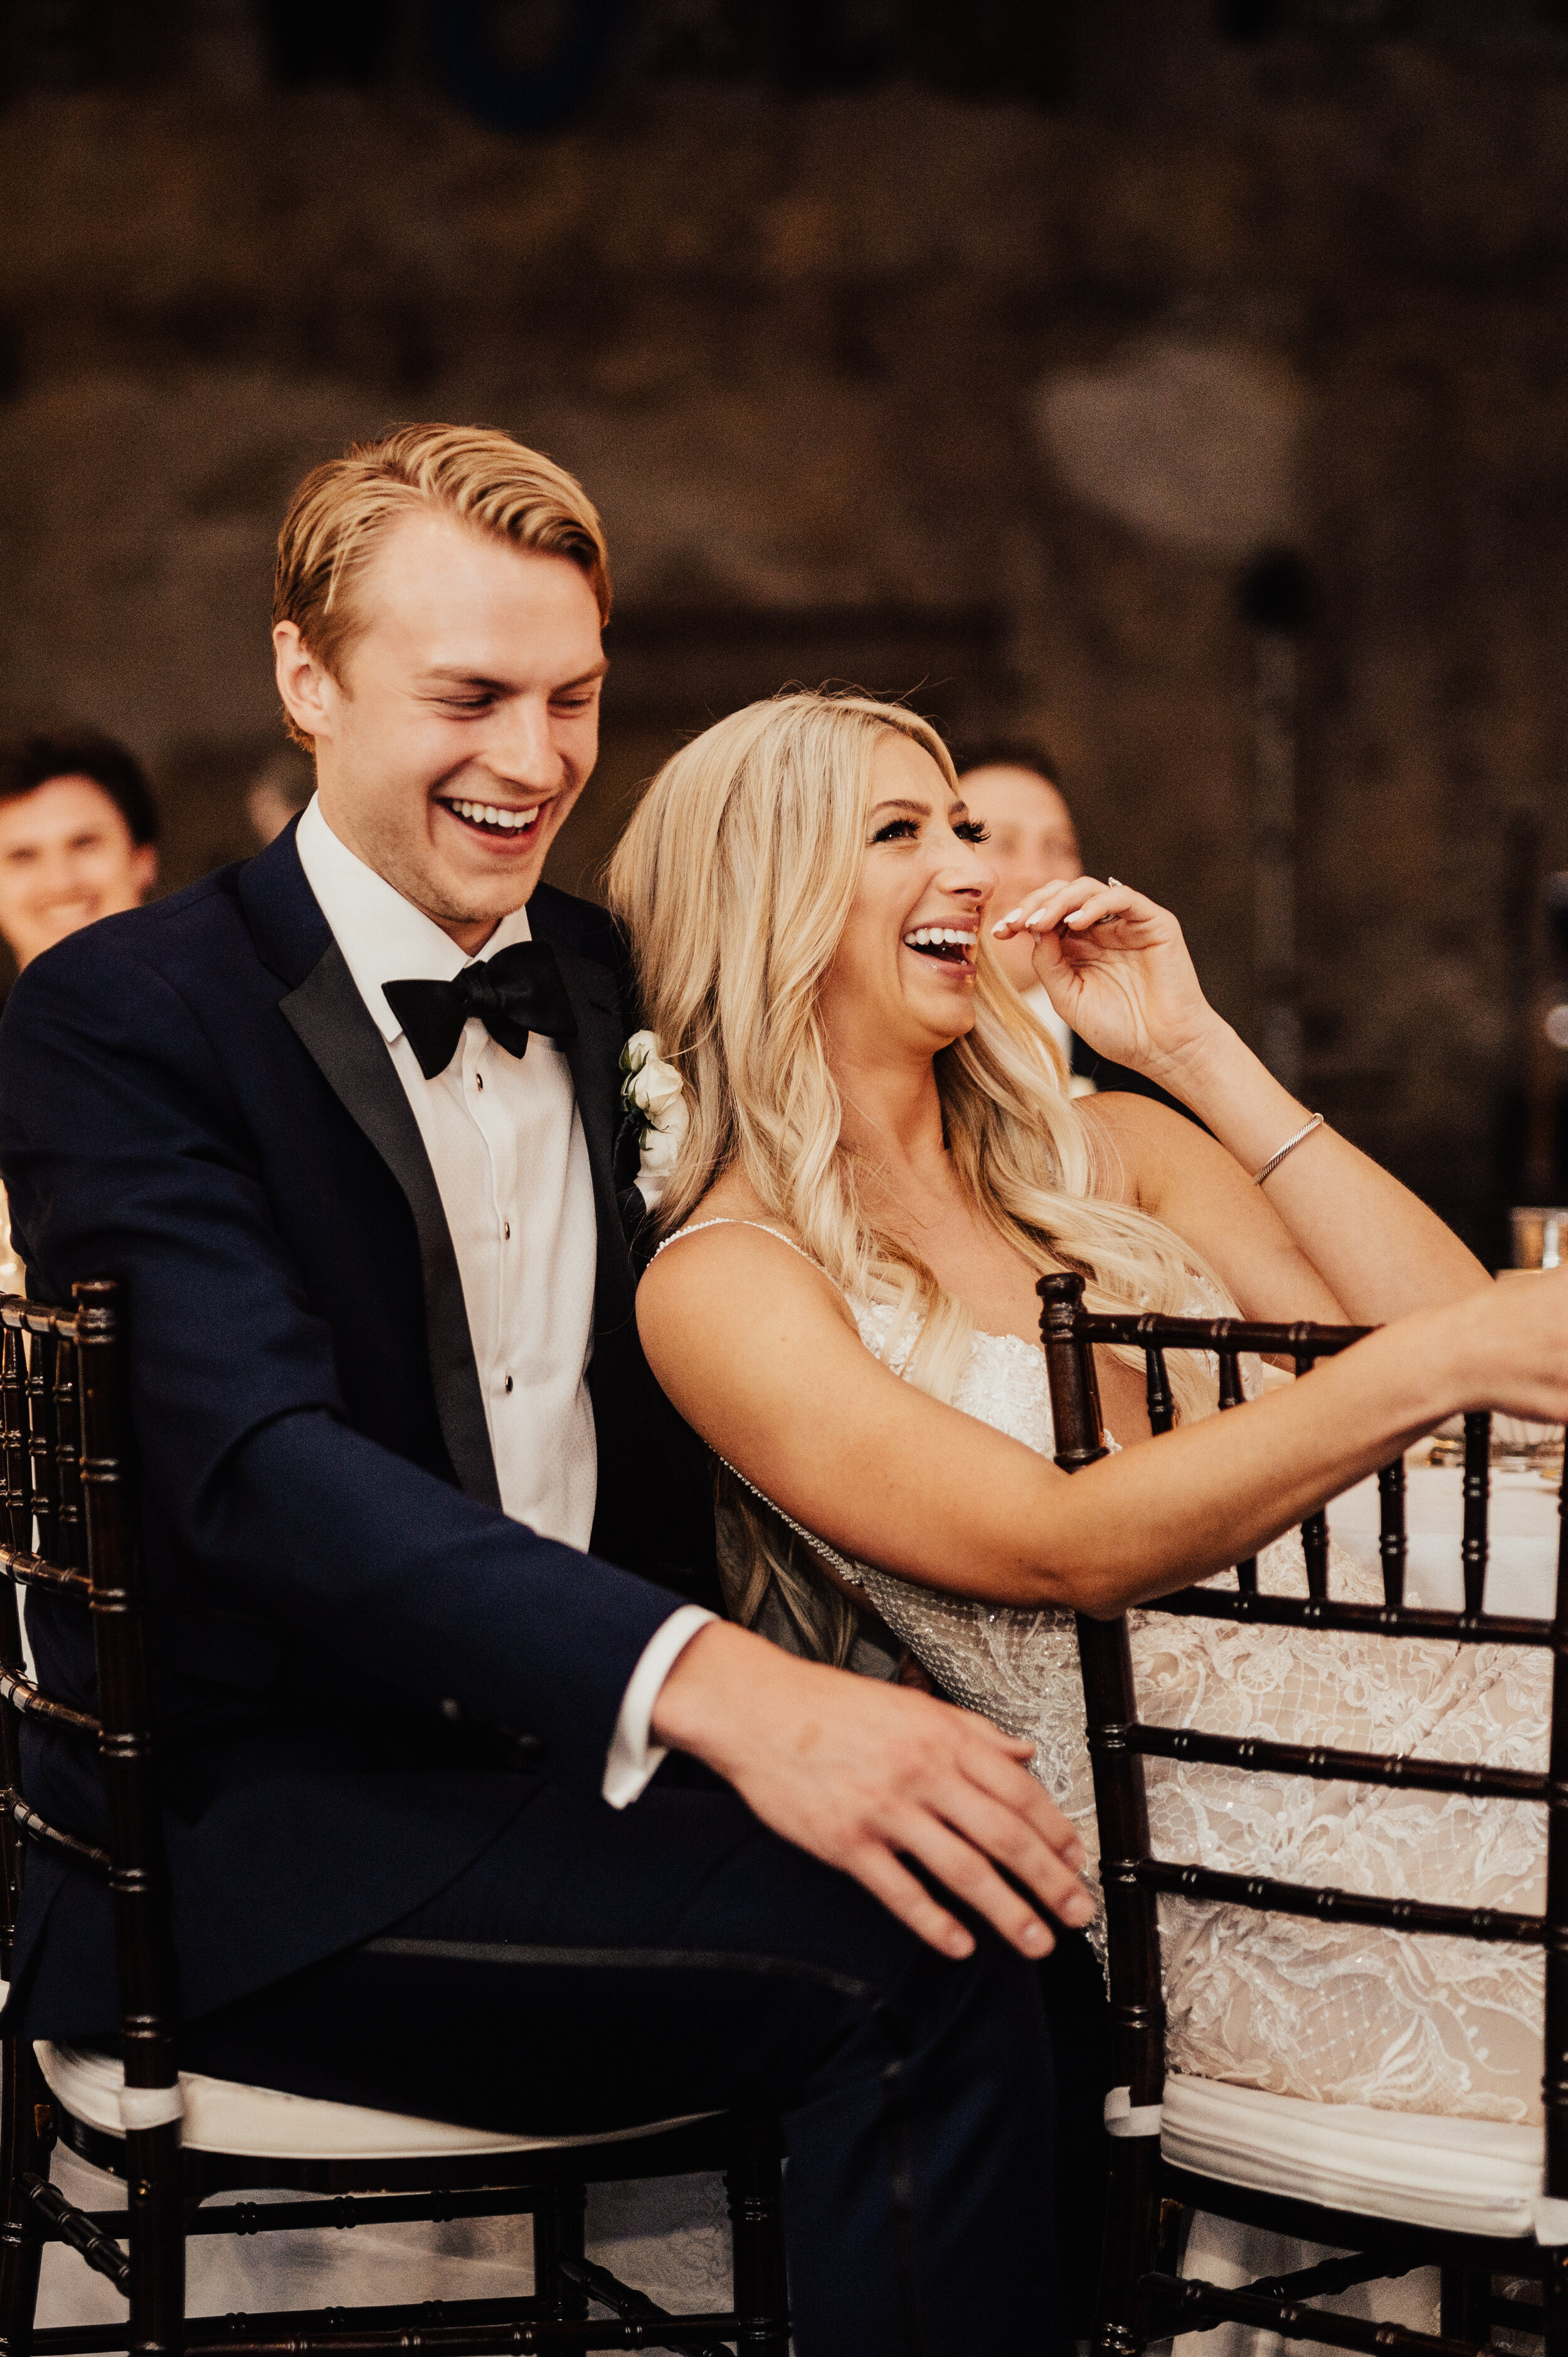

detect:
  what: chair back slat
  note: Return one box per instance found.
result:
[1463,1410,1491,1615]
[1,1323,29,1557]
[1289,1349,1331,1598]
[1134,1854,1542,1945]
[1215,1351,1259,1594]
[1039,1272,1111,1473]
[1376,1457,1407,1606]
[6,1790,108,1872]
[24,1317,55,1564]
[1300,1508,1330,1599]
[51,1328,84,1573]
[1143,1346,1175,1437]
[0,1669,97,1735]
[1120,1719,1549,1803]
[1545,1499,1568,2211]
[0,1311,38,1979]
[72,1281,178,2106]
[0,1541,26,1981]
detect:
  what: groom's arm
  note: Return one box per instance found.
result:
[652,1620,1099,1961]
[0,923,683,1792]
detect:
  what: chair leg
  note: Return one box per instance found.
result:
[124,2123,184,2357]
[725,2117,789,2356]
[534,2182,587,2324]
[1091,2139,1162,2357]
[1441,2263,1491,2346]
[0,2038,49,2357]
[1546,2248,1568,2357]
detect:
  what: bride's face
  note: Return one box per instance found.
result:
[818,734,997,1065]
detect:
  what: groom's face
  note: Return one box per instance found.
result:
[276,509,605,950]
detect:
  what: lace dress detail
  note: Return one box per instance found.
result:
[657,1220,1549,2122]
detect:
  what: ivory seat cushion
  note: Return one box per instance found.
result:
[1162,2075,1544,2239]
[36,2041,718,2164]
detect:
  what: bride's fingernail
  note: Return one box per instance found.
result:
[999,907,1024,927]
[1064,1890,1096,1925]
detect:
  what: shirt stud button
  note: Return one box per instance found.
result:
[504,1375,514,1395]
[503,1221,511,1240]
[475,1073,484,1090]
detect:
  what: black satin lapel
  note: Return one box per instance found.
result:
[280,942,501,1509]
[545,940,635,1337]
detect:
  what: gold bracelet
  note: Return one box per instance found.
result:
[1252,1112,1325,1186]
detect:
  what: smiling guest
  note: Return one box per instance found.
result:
[0,731,159,972]
[0,427,1094,2357]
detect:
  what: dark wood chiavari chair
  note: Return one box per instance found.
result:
[0,1279,790,2357]
[1037,1268,1568,2357]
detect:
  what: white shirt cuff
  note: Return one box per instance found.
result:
[601,1604,718,1809]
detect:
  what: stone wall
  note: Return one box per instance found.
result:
[4,1,1568,1250]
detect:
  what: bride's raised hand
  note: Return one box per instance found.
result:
[992,873,1217,1079]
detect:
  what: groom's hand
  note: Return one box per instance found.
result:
[650,1620,1096,1961]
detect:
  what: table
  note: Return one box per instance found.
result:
[1325,1462,1561,1617]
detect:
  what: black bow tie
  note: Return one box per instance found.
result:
[383,940,577,1081]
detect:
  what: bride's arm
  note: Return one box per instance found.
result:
[1081,1090,1474,1332]
[637,1223,1568,1620]
[997,876,1488,1324]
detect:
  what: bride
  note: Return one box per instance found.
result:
[609,688,1566,2142]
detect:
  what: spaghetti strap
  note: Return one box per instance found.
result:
[652,1218,825,1273]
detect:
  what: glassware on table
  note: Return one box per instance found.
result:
[1426,1213,1568,1472]
[1510,1205,1568,1270]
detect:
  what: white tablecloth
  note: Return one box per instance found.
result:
[1325,1462,1561,1616]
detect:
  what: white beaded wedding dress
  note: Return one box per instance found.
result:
[676,1226,1550,2132]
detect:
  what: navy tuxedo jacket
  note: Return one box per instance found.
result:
[0,824,720,2039]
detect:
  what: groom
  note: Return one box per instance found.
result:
[0,425,1093,2355]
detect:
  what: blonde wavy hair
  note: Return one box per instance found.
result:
[608,690,1222,1663]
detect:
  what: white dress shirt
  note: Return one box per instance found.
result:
[294,800,711,1804]
[1022,982,1096,1099]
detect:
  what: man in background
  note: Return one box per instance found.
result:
[956,738,1093,1089]
[959,737,1195,1115]
[0,731,159,972]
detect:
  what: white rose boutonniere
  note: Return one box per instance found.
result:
[620,1031,689,1210]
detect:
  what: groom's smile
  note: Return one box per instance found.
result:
[275,506,607,954]
[439,795,543,838]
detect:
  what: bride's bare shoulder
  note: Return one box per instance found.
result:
[1077,1088,1217,1209]
[638,1181,850,1331]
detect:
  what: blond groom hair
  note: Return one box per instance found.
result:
[272,423,611,745]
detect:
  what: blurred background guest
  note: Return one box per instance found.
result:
[958,740,1193,1115]
[0,732,159,974]
[246,742,314,848]
[956,738,1093,1088]
[0,729,159,1284]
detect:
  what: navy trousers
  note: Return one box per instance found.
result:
[177,1775,1078,2356]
